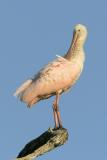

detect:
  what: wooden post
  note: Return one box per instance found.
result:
[16,128,68,160]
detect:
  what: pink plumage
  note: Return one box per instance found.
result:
[14,24,87,128]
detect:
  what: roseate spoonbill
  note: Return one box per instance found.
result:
[14,24,87,128]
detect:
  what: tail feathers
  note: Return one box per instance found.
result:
[14,79,32,97]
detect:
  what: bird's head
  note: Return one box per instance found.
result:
[71,24,87,49]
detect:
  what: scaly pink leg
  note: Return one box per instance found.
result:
[53,92,63,128]
[52,103,59,128]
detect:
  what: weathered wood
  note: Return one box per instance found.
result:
[16,128,68,160]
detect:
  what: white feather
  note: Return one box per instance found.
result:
[14,79,32,97]
[56,54,71,63]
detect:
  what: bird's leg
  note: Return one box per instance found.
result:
[52,103,59,129]
[55,93,63,128]
[53,92,63,129]
[56,104,63,128]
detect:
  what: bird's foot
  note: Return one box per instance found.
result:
[53,125,64,130]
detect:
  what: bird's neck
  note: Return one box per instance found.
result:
[64,40,84,61]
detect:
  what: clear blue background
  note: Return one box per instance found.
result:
[0,0,107,159]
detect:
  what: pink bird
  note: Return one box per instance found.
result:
[14,24,87,129]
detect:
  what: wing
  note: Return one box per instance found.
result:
[31,56,72,95]
[14,56,72,104]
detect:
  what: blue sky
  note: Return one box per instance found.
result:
[0,0,107,160]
